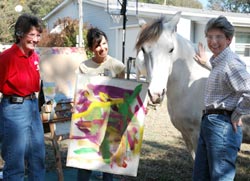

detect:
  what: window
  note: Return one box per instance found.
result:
[235,30,250,57]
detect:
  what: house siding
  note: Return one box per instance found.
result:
[46,1,78,30]
[83,3,120,59]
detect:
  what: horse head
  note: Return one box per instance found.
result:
[135,11,181,104]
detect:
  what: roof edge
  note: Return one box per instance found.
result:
[43,0,71,20]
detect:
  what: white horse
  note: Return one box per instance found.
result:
[135,11,250,159]
[135,50,147,81]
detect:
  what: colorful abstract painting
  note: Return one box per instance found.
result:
[66,75,148,176]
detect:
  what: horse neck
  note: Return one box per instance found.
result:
[166,35,209,96]
[175,34,209,78]
[175,34,195,60]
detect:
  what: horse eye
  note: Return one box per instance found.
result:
[169,48,174,53]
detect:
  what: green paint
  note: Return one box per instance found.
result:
[100,136,111,164]
[91,124,99,134]
[118,84,142,133]
[85,107,102,120]
[74,147,98,154]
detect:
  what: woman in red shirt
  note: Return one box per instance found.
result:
[0,14,45,180]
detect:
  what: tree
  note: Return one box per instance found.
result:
[0,0,26,43]
[0,0,63,44]
[27,0,63,18]
[38,17,92,54]
[208,0,250,13]
[38,17,79,47]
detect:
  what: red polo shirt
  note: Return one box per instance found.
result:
[0,44,40,96]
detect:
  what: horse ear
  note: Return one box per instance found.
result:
[164,11,182,33]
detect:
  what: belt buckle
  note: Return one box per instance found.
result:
[10,96,24,104]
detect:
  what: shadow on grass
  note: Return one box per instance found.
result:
[235,148,250,181]
[120,140,250,181]
[120,140,193,181]
[44,137,250,181]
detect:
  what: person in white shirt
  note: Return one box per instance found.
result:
[76,27,125,181]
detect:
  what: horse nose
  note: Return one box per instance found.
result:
[148,89,165,104]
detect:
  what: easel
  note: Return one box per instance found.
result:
[39,81,72,181]
[37,47,87,181]
[43,117,71,181]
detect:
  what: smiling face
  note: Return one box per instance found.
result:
[206,29,232,57]
[91,35,109,63]
[18,26,41,56]
[14,14,43,56]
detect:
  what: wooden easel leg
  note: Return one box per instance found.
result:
[49,123,64,181]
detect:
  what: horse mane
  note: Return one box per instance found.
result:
[135,17,165,51]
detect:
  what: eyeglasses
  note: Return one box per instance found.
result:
[26,33,41,40]
[206,35,226,42]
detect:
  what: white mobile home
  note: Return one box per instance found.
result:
[43,0,250,64]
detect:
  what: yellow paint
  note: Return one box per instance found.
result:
[72,98,124,120]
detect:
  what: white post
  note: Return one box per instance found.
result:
[78,0,84,47]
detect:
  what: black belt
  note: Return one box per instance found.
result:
[202,109,233,117]
[3,93,36,104]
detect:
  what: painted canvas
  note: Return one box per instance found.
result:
[66,75,148,176]
[38,47,87,101]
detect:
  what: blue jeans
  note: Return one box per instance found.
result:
[0,98,45,181]
[77,169,113,181]
[193,114,242,181]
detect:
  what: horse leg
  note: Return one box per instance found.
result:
[169,118,196,159]
[180,132,196,160]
